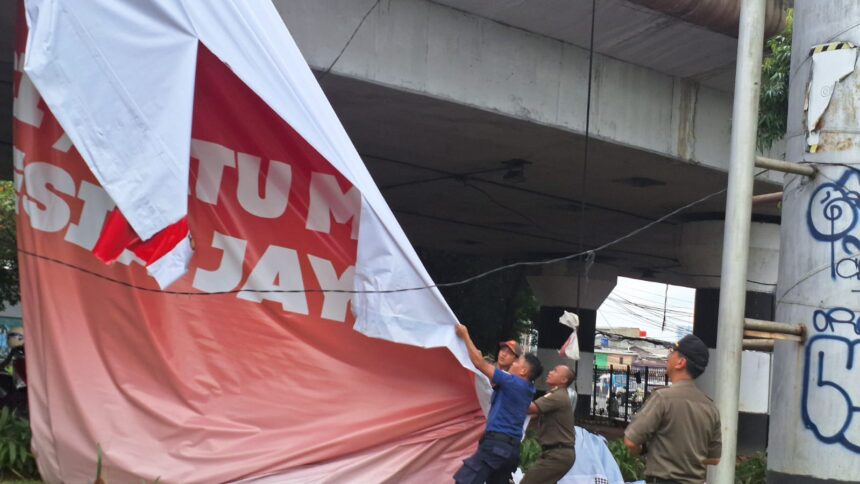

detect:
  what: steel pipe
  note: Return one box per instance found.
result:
[743,330,803,342]
[743,339,775,352]
[754,156,816,177]
[627,0,786,38]
[751,191,783,205]
[712,1,768,482]
[743,317,804,336]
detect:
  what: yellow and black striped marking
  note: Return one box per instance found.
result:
[810,41,857,56]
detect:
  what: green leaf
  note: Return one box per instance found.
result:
[96,443,103,480]
[757,9,793,152]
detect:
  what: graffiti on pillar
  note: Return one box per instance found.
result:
[807,168,860,285]
[802,307,860,453]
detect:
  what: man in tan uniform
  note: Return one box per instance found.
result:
[521,365,576,484]
[624,335,721,484]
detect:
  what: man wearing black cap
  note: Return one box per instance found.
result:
[624,334,721,484]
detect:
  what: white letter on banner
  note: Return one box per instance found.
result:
[12,148,24,193]
[64,182,116,250]
[191,139,235,205]
[238,245,308,314]
[193,232,248,293]
[236,153,292,218]
[308,255,355,322]
[306,172,360,239]
[13,54,44,128]
[22,163,75,232]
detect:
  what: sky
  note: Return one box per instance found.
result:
[596,277,695,342]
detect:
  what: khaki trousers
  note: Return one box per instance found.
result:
[520,447,575,484]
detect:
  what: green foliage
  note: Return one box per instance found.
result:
[735,452,767,484]
[519,436,542,472]
[0,182,19,313]
[95,445,103,483]
[606,437,766,484]
[757,9,793,152]
[94,445,161,484]
[607,439,645,482]
[0,408,37,479]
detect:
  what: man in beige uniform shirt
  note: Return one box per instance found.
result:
[521,365,576,484]
[624,335,721,484]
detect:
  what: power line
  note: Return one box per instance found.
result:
[317,0,381,81]
[16,171,768,297]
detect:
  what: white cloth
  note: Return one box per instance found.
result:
[514,427,631,484]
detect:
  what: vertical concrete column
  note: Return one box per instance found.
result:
[527,262,617,416]
[679,220,779,453]
[769,1,860,481]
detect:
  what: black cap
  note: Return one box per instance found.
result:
[674,334,709,372]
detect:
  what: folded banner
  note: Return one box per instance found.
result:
[15,1,485,482]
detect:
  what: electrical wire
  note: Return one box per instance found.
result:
[596,329,675,348]
[600,299,691,335]
[575,0,599,317]
[16,170,762,297]
[317,0,381,81]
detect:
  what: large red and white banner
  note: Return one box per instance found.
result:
[14,1,485,482]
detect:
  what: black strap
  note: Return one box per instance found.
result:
[482,432,518,445]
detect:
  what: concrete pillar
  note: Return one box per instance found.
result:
[768,1,860,481]
[679,220,779,453]
[527,262,617,417]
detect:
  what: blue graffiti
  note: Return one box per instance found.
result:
[802,334,860,453]
[813,307,860,335]
[803,307,860,452]
[807,168,860,282]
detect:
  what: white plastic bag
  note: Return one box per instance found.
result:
[558,310,580,361]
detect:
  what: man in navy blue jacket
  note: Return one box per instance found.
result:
[453,324,543,484]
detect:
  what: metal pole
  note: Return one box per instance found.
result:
[754,156,816,177]
[742,339,775,352]
[624,365,631,422]
[592,364,598,417]
[743,317,804,336]
[644,366,650,402]
[712,1,767,482]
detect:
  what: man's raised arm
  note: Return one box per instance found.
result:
[455,324,495,380]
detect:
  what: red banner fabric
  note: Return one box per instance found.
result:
[14,26,482,482]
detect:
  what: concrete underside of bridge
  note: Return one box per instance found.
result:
[281,0,784,286]
[322,71,781,283]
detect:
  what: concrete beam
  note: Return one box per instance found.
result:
[275,0,737,172]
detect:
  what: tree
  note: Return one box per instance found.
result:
[0,181,19,312]
[758,9,793,152]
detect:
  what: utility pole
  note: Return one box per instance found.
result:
[768,1,860,482]
[712,1,766,483]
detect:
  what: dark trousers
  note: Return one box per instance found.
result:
[454,432,520,484]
